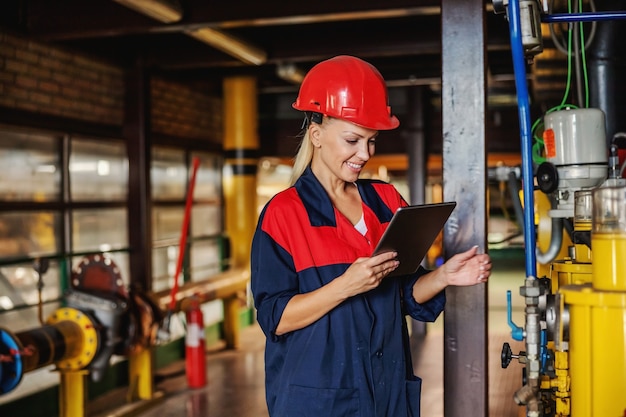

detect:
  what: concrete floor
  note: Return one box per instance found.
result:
[91,256,528,417]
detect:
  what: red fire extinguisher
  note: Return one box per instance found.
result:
[185,295,207,388]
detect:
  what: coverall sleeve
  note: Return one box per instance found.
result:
[250,210,299,343]
[400,266,446,322]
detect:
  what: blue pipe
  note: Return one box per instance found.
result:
[0,328,23,394]
[508,0,537,278]
[543,11,626,23]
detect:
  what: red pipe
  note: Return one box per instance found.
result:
[169,157,201,312]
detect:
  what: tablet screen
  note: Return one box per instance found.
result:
[372,202,456,277]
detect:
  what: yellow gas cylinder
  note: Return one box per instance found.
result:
[560,185,626,416]
[560,285,626,416]
[591,186,626,291]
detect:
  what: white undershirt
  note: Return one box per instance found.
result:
[354,214,367,236]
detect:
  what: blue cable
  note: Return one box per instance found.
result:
[544,11,626,23]
[508,0,537,278]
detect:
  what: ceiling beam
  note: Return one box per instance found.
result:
[111,0,183,23]
[25,0,441,41]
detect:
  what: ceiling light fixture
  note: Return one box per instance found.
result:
[276,63,305,84]
[112,0,183,23]
[187,28,267,66]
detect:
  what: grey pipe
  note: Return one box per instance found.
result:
[507,171,563,264]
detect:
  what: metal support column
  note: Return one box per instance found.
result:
[406,86,428,206]
[405,86,429,338]
[222,76,259,349]
[124,59,156,401]
[441,0,489,416]
[125,59,153,292]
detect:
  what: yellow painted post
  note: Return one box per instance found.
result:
[128,348,154,401]
[223,76,259,268]
[223,297,241,349]
[59,370,88,417]
[222,76,258,349]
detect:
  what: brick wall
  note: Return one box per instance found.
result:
[0,29,221,142]
[0,30,124,125]
[152,77,222,143]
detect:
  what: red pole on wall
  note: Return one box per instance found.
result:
[185,295,206,388]
[159,157,201,342]
[169,157,201,312]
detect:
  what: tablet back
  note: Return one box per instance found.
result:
[372,202,456,277]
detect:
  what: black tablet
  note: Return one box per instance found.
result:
[372,202,456,277]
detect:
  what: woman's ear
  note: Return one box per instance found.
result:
[309,124,322,148]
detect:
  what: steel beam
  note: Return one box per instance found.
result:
[125,59,154,292]
[405,86,429,339]
[441,0,488,416]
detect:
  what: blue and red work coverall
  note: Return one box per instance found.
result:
[251,167,445,417]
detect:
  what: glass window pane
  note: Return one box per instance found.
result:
[72,208,128,252]
[191,205,222,237]
[152,147,186,200]
[192,152,222,200]
[153,207,184,243]
[0,302,62,333]
[152,246,178,292]
[0,260,61,309]
[0,212,60,260]
[70,139,128,201]
[0,130,61,201]
[190,239,222,281]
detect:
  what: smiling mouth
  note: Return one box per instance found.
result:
[346,161,363,170]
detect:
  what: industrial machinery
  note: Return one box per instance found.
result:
[0,254,162,416]
[495,1,626,416]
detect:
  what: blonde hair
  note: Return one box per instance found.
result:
[289,128,314,185]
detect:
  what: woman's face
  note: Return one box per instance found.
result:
[310,117,378,183]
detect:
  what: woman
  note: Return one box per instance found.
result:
[251,55,491,417]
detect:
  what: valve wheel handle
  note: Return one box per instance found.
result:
[501,342,513,369]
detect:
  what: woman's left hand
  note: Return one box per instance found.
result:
[441,245,491,286]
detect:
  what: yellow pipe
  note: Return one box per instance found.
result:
[7,308,98,376]
[223,297,242,349]
[128,348,154,401]
[551,350,570,416]
[58,370,88,417]
[154,267,249,312]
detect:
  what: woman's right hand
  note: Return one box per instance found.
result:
[338,252,399,297]
[275,251,399,335]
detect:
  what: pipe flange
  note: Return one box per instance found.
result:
[71,254,126,297]
[0,328,23,394]
[46,308,99,371]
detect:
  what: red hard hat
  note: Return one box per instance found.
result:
[292,55,399,130]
